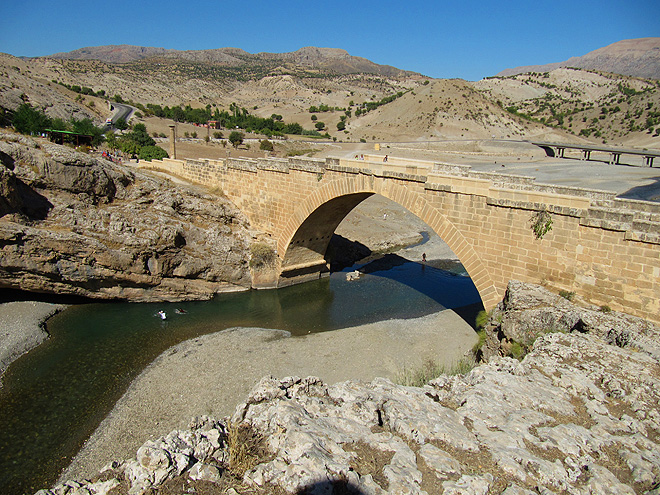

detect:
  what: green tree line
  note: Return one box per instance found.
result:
[140,102,307,136]
[9,103,106,146]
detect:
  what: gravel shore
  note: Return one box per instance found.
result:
[61,309,477,482]
[0,301,66,384]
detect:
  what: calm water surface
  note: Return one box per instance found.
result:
[0,258,481,494]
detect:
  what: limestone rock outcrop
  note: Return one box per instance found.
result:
[0,132,253,301]
[38,283,660,494]
[479,280,660,361]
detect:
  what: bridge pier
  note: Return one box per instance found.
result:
[278,260,330,287]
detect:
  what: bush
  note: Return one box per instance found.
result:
[249,243,276,268]
[259,139,274,151]
[138,145,169,161]
[530,209,552,239]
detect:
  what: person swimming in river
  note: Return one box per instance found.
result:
[157,310,167,320]
[175,308,187,314]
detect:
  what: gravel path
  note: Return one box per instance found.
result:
[0,301,66,385]
[61,309,477,481]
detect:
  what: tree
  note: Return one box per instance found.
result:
[260,139,274,151]
[12,103,50,135]
[105,131,118,150]
[336,121,346,131]
[229,131,244,148]
[283,123,303,135]
[128,123,155,147]
[315,122,325,131]
[70,118,105,146]
[114,118,128,130]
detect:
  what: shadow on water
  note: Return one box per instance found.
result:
[0,255,483,494]
[356,253,484,328]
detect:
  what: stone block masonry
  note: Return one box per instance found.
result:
[141,156,660,323]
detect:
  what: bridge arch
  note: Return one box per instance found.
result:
[277,177,499,310]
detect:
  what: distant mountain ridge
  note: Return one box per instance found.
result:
[47,45,416,77]
[496,38,660,80]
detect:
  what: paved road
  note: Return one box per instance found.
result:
[103,103,134,131]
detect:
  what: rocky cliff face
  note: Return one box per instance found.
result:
[0,132,253,302]
[37,282,660,495]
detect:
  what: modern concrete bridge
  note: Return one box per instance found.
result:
[144,154,660,323]
[532,141,660,167]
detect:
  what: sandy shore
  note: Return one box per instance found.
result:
[61,309,477,481]
[0,301,66,384]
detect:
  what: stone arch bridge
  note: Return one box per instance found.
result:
[144,154,660,323]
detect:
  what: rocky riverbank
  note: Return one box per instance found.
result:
[39,281,660,494]
[0,301,65,384]
[0,131,254,302]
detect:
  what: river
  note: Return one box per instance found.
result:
[0,255,482,494]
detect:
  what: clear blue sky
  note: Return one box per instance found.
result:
[1,0,658,81]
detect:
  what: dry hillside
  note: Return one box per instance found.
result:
[497,37,660,80]
[476,68,660,147]
[1,43,659,149]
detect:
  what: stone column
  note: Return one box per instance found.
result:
[169,125,177,159]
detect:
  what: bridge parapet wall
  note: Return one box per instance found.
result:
[141,155,660,322]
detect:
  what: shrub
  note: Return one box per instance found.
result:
[559,290,575,301]
[227,422,270,477]
[249,243,276,268]
[259,139,274,151]
[138,145,169,161]
[475,310,489,330]
[510,341,526,360]
[530,209,552,239]
[395,356,476,387]
[472,329,487,354]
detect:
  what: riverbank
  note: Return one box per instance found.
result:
[0,301,66,385]
[61,308,478,482]
[43,281,660,495]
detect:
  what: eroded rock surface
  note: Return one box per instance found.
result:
[479,280,660,361]
[0,132,253,301]
[39,283,660,494]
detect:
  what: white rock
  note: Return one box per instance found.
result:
[188,461,222,482]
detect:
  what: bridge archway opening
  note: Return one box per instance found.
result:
[279,192,374,284]
[279,193,485,325]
